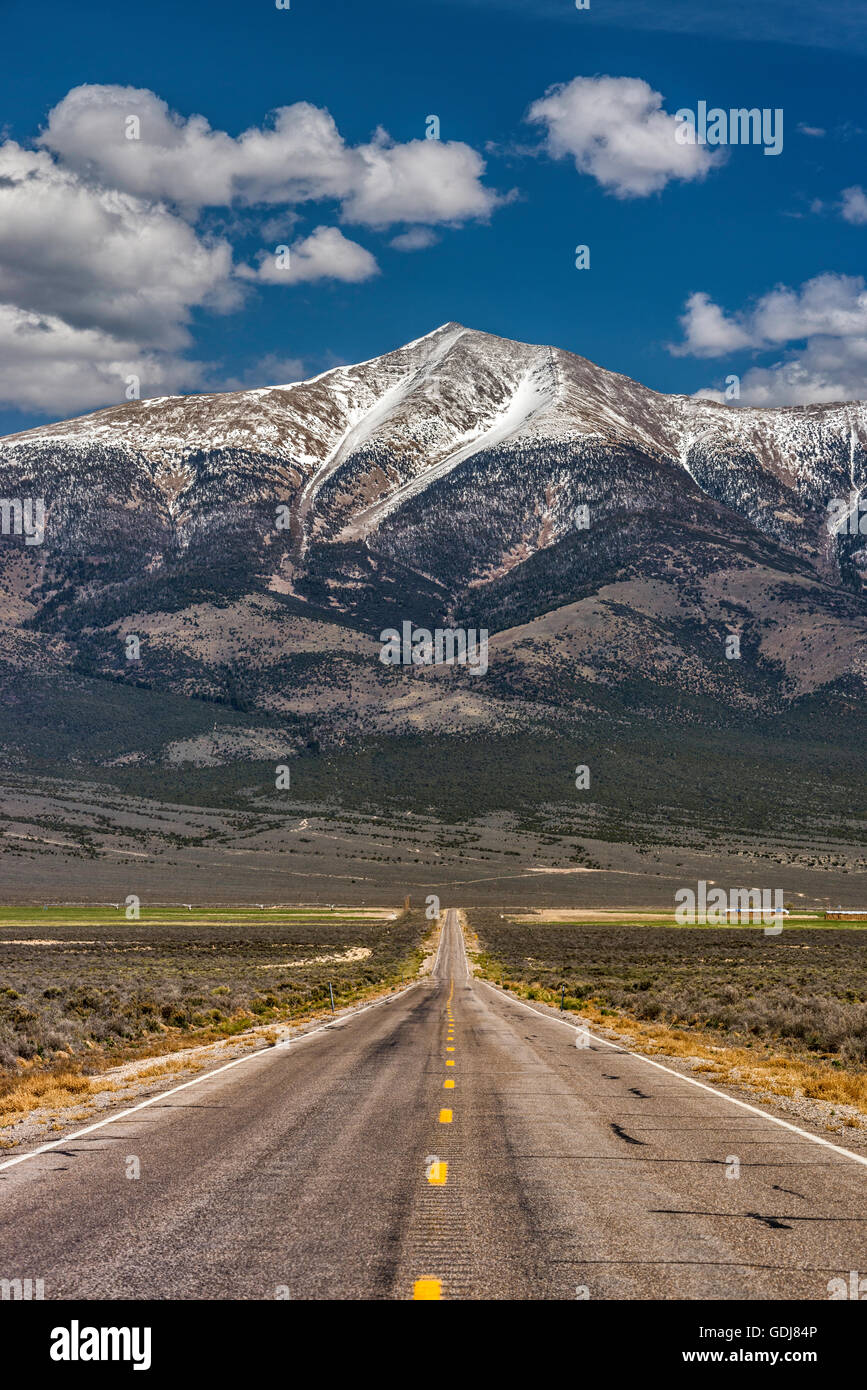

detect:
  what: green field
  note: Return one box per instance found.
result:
[0,906,397,927]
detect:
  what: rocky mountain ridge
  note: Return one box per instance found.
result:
[0,323,865,765]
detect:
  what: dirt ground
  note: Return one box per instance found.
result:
[1,777,864,909]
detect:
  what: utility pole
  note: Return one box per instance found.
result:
[328,981,335,1014]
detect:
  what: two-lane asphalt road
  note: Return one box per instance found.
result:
[0,910,864,1299]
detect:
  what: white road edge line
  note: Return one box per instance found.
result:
[479,980,867,1170]
[0,979,422,1173]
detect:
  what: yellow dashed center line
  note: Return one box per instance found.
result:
[427,1159,448,1185]
[413,949,462,1297]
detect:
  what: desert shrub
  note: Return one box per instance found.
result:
[472,914,867,1063]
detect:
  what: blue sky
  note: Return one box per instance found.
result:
[1,0,866,433]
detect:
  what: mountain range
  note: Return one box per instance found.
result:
[1,323,865,837]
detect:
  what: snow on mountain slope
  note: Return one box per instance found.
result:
[338,347,557,540]
[2,322,867,737]
[294,324,469,552]
[2,319,861,491]
[2,321,866,593]
[0,324,469,485]
[0,320,679,476]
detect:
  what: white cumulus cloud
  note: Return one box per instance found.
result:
[38,85,502,227]
[674,273,867,404]
[526,75,720,198]
[239,226,379,284]
[0,143,236,350]
[670,292,754,357]
[0,141,232,412]
[0,304,206,414]
[840,185,867,225]
[0,83,505,417]
[389,228,440,252]
[340,133,504,227]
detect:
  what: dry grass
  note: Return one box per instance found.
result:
[458,910,480,960]
[491,978,867,1117]
[134,1058,197,1081]
[587,1006,867,1112]
[0,1069,106,1127]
